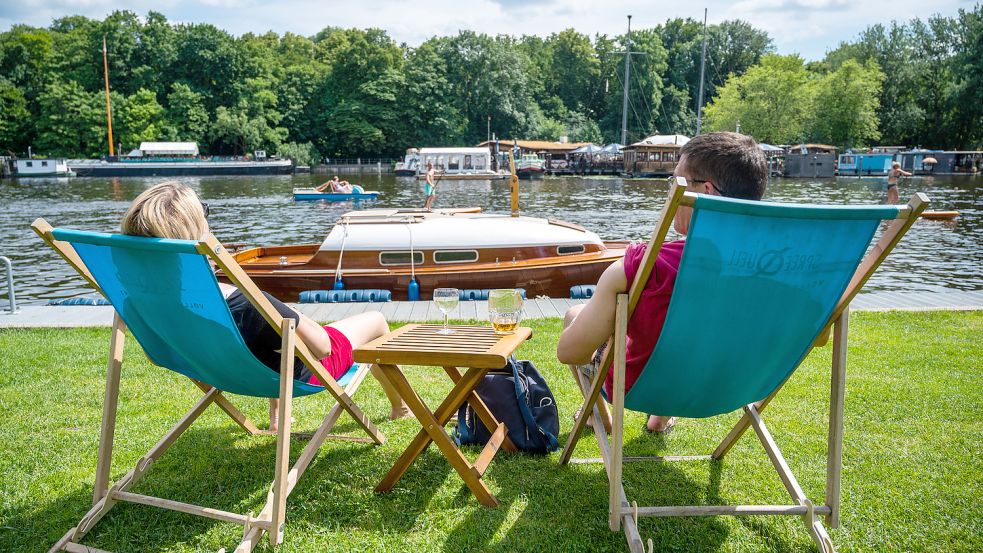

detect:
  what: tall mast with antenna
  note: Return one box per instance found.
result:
[620,15,632,146]
[695,8,708,136]
[102,36,115,157]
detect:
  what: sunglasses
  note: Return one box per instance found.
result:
[200,201,210,218]
[666,176,722,195]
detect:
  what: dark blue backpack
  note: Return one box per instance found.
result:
[456,357,559,454]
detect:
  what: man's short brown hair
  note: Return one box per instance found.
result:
[679,132,767,201]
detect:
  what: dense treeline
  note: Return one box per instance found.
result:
[705,7,983,150]
[0,8,979,164]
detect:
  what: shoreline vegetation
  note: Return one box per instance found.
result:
[0,311,980,551]
[0,8,980,167]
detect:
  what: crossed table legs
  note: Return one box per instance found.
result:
[375,364,517,508]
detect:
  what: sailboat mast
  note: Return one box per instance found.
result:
[695,8,708,136]
[102,36,115,157]
[620,15,632,146]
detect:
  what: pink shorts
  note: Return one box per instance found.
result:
[307,326,354,386]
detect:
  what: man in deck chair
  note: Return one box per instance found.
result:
[557,134,927,552]
[558,132,768,434]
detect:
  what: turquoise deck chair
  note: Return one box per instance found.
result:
[560,181,928,553]
[32,219,385,553]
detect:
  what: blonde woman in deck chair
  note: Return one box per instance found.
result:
[558,132,768,434]
[122,182,409,428]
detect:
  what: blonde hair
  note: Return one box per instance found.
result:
[121,181,208,240]
[892,161,901,168]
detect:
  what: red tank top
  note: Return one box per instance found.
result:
[604,240,686,398]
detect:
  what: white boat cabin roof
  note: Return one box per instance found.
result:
[418,147,491,156]
[318,208,602,251]
[138,142,199,156]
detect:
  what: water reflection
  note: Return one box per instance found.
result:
[1,173,980,304]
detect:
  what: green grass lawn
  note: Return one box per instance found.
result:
[1,311,980,552]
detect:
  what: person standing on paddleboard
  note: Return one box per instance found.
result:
[886,161,911,205]
[424,161,438,210]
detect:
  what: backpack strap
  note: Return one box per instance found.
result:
[510,358,559,451]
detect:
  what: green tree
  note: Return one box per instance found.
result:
[951,6,983,148]
[545,29,601,114]
[703,54,814,145]
[433,32,537,144]
[397,42,464,148]
[277,141,319,166]
[164,82,209,143]
[0,78,30,154]
[599,29,668,144]
[34,80,105,157]
[809,59,884,147]
[115,88,165,150]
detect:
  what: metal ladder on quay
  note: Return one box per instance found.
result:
[1,256,18,313]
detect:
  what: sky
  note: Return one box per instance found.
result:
[1,0,976,60]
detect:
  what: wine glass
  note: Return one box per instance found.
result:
[488,289,523,335]
[433,288,459,335]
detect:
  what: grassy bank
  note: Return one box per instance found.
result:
[0,311,980,552]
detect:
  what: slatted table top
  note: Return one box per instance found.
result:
[354,324,533,368]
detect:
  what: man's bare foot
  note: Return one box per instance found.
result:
[389,404,411,420]
[646,415,676,434]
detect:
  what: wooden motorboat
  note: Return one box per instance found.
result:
[293,187,380,201]
[227,207,627,301]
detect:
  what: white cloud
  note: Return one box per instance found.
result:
[0,0,969,60]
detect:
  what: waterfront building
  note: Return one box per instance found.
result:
[622,134,689,177]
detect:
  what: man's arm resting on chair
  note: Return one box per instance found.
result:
[557,260,627,365]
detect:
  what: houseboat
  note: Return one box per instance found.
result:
[14,158,75,177]
[394,148,420,176]
[836,151,895,176]
[515,153,545,179]
[622,134,689,177]
[416,147,507,180]
[226,207,628,301]
[784,144,837,178]
[68,142,293,177]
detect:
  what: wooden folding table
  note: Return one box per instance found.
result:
[353,323,532,507]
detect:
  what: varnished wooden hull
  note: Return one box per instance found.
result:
[227,242,627,302]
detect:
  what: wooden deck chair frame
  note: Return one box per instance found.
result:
[559,182,928,553]
[32,218,387,553]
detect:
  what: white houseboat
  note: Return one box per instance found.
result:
[14,158,75,177]
[416,147,508,180]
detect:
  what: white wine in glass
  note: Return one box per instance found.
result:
[433,288,459,334]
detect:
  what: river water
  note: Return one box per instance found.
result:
[1,173,980,305]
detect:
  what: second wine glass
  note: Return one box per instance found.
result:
[433,288,460,334]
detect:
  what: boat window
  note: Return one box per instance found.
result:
[42,161,48,166]
[842,155,854,164]
[434,250,479,264]
[464,155,473,170]
[449,155,460,170]
[379,251,424,266]
[474,156,485,170]
[557,244,586,255]
[25,161,32,167]
[664,152,675,162]
[650,152,662,162]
